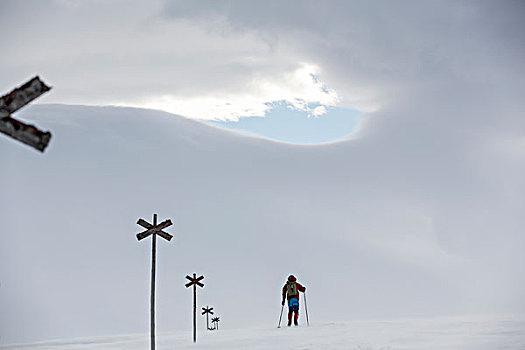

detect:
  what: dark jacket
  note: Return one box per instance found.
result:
[282,278,306,301]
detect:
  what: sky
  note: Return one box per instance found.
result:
[209,103,362,144]
[1,0,525,345]
[1,1,523,140]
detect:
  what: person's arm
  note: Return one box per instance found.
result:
[282,284,287,304]
[297,282,306,293]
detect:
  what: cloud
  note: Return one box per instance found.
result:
[134,63,339,120]
[310,105,326,117]
[0,0,343,121]
[2,1,523,123]
[160,0,525,115]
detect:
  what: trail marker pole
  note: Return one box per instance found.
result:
[185,273,204,343]
[136,214,173,350]
[0,76,52,152]
[202,306,214,330]
[211,317,220,330]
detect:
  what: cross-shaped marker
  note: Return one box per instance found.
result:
[201,306,214,330]
[186,273,204,342]
[211,316,221,330]
[137,218,173,241]
[0,76,52,152]
[185,274,204,288]
[136,214,174,350]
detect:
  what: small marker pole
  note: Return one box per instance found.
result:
[202,306,214,330]
[185,273,204,342]
[211,317,220,330]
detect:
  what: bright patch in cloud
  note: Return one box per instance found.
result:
[132,63,339,121]
[311,105,327,117]
[208,102,361,144]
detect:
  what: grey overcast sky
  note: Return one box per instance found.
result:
[1,0,521,119]
[1,0,524,345]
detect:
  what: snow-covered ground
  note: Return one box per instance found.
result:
[2,105,525,346]
[3,315,524,350]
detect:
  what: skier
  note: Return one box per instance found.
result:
[281,275,306,326]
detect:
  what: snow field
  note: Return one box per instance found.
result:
[3,315,524,350]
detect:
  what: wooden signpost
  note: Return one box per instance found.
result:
[185,273,204,343]
[211,316,221,330]
[0,76,52,152]
[136,214,173,350]
[201,306,214,330]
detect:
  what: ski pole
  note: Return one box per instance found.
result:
[277,302,285,328]
[303,292,309,326]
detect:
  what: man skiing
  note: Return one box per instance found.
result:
[281,275,306,326]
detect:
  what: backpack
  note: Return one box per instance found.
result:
[286,281,298,297]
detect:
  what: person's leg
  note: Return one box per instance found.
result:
[293,304,299,325]
[288,298,299,326]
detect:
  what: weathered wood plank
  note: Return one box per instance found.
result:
[0,76,51,117]
[155,219,173,231]
[156,230,173,241]
[0,77,52,152]
[137,218,153,229]
[0,116,51,152]
[136,230,153,241]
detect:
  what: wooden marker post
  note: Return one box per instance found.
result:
[201,306,214,330]
[0,76,52,152]
[136,214,173,350]
[211,317,220,331]
[185,273,204,343]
